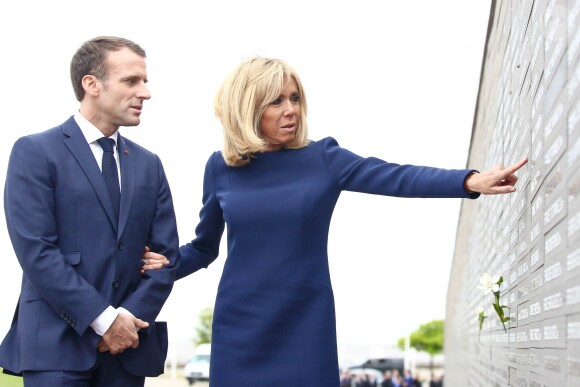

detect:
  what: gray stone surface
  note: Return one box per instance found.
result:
[446,0,580,385]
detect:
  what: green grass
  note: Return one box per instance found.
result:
[0,369,23,387]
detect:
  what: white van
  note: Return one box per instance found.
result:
[184,343,211,385]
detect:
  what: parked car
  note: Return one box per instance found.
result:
[184,343,211,385]
[358,357,404,374]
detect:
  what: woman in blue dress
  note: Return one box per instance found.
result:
[144,58,526,386]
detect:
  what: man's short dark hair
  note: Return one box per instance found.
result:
[70,36,146,102]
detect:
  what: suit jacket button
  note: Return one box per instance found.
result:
[118,242,124,250]
[112,281,119,288]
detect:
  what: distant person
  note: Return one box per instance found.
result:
[412,371,423,387]
[143,57,527,385]
[381,370,394,387]
[392,369,405,387]
[340,370,354,387]
[0,36,179,387]
[356,371,377,387]
[429,373,443,387]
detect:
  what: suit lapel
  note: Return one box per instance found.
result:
[117,134,135,239]
[61,117,118,232]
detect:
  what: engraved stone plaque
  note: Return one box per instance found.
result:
[446,2,580,384]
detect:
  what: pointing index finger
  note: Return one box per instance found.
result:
[504,157,528,175]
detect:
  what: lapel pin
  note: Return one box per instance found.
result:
[124,150,129,155]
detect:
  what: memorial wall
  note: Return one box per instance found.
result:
[445,0,580,385]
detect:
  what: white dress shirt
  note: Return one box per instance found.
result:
[74,114,133,336]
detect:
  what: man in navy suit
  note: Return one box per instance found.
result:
[0,36,179,387]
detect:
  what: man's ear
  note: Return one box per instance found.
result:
[82,75,100,97]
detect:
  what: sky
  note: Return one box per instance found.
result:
[0,0,491,367]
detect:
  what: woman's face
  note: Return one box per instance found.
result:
[260,77,301,151]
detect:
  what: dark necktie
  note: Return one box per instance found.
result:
[97,137,120,223]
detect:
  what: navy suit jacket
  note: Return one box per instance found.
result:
[0,117,179,376]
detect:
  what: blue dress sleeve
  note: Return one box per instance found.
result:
[177,152,226,279]
[320,137,480,199]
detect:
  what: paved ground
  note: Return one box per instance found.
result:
[145,372,208,387]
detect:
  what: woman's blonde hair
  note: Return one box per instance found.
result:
[214,57,309,166]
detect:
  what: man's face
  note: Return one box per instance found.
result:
[93,47,151,133]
